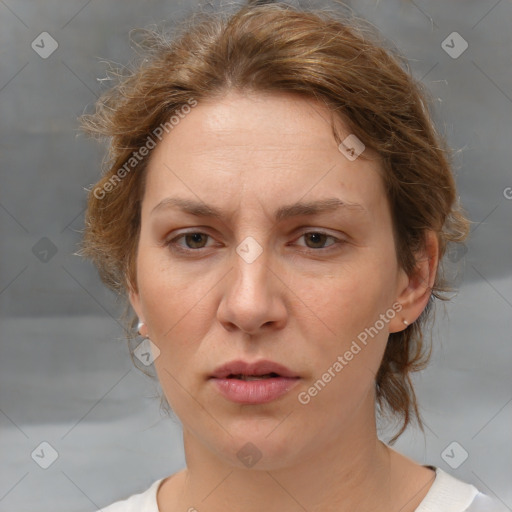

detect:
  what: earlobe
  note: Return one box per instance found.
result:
[128,288,148,337]
[390,230,439,333]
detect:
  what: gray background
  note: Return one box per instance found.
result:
[1,0,511,510]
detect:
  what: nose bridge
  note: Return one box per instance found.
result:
[231,234,272,303]
[230,193,274,285]
[218,233,286,333]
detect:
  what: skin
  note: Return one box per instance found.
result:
[129,91,439,512]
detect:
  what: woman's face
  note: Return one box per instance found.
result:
[129,91,412,469]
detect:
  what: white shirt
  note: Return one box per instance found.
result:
[99,466,508,512]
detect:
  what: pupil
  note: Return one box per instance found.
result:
[307,233,325,248]
[187,233,206,248]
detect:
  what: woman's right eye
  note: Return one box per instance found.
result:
[165,232,213,252]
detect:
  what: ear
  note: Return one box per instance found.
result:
[128,283,147,336]
[389,230,439,333]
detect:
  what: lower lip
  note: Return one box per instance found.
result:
[211,377,300,404]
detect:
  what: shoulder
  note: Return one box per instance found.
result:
[415,467,508,512]
[464,493,510,512]
[99,478,165,512]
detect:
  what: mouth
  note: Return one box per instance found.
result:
[225,372,282,381]
[209,360,300,404]
[211,374,300,404]
[209,359,300,380]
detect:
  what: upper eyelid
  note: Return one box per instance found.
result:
[168,229,342,248]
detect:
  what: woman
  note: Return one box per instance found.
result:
[79,2,505,511]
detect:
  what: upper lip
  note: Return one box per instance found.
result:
[210,359,300,379]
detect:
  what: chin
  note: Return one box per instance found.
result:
[209,421,308,471]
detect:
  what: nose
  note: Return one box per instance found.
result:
[216,246,288,335]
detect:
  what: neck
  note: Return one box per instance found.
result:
[169,400,411,512]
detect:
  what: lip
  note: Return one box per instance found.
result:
[209,359,301,405]
[209,359,300,379]
[212,377,300,404]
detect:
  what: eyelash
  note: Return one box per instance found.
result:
[165,230,345,255]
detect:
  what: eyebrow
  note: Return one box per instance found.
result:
[150,196,367,221]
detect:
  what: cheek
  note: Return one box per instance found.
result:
[296,275,392,425]
[135,254,210,383]
[137,247,209,329]
[137,261,211,414]
[295,259,396,393]
[296,261,393,339]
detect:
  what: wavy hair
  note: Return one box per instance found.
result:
[79,1,470,442]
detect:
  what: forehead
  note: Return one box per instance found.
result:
[142,91,386,221]
[151,91,375,158]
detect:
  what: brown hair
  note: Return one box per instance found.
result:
[79,1,470,442]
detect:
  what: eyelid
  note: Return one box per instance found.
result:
[165,228,346,254]
[165,230,217,252]
[293,229,343,248]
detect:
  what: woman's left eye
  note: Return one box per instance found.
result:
[165,230,342,253]
[295,231,341,250]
